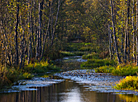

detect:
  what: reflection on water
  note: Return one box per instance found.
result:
[0,77,137,102]
[118,94,138,102]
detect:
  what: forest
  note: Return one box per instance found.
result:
[0,0,138,91]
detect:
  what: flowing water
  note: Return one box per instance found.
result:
[0,56,138,102]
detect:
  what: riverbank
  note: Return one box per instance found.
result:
[55,69,138,95]
[0,61,61,90]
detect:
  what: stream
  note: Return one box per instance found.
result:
[0,56,138,102]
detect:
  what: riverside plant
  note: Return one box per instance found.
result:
[114,76,138,91]
[112,64,138,76]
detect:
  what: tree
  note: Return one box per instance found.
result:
[136,0,138,65]
[110,0,121,64]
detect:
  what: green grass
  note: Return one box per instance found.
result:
[95,64,138,76]
[81,59,116,69]
[22,72,34,79]
[63,42,99,52]
[82,52,99,59]
[24,61,60,74]
[95,66,115,73]
[60,51,86,57]
[112,64,138,76]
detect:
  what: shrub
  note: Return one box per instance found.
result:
[114,76,138,90]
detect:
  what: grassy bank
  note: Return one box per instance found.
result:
[81,52,138,91]
[0,61,60,89]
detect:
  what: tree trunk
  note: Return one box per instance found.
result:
[108,24,112,60]
[51,0,61,46]
[127,0,130,61]
[15,0,19,66]
[36,0,44,60]
[124,23,127,63]
[110,0,121,64]
[136,0,138,65]
[132,0,135,62]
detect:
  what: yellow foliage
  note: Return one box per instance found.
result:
[118,94,138,102]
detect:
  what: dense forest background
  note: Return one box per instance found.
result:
[1,0,138,69]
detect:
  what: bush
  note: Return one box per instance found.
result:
[112,64,138,76]
[81,59,116,69]
[114,76,138,90]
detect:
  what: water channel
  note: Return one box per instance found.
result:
[0,56,138,102]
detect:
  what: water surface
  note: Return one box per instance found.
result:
[0,77,134,102]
